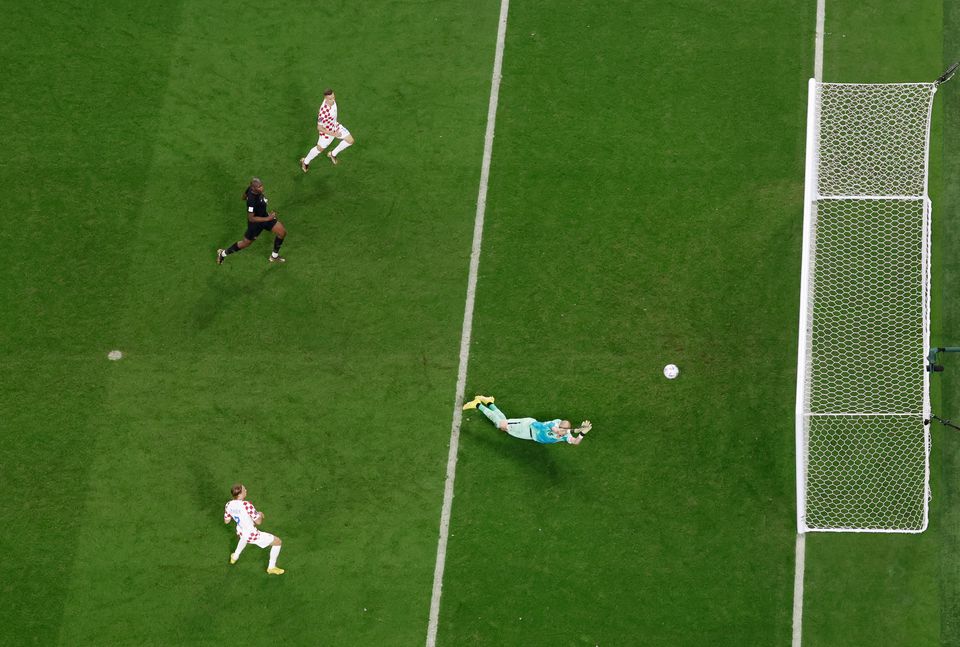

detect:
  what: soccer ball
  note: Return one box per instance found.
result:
[107,350,123,361]
[663,364,679,379]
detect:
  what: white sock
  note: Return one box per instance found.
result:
[233,538,248,559]
[271,252,279,258]
[268,544,282,568]
[330,140,352,157]
[304,147,321,164]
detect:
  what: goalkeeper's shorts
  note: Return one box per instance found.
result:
[505,418,535,442]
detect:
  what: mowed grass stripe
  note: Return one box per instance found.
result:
[939,3,960,644]
[40,1,506,645]
[801,1,944,646]
[439,0,812,645]
[429,1,511,643]
[0,2,188,645]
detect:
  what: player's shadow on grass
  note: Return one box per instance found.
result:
[287,169,331,202]
[467,423,564,485]
[185,456,237,553]
[193,267,281,331]
[192,156,289,330]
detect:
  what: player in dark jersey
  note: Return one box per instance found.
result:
[217,177,287,264]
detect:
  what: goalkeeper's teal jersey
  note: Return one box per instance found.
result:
[531,419,566,444]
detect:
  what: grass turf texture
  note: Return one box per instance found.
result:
[444,0,812,644]
[1,0,957,645]
[1,0,498,644]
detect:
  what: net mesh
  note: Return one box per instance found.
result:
[808,199,927,414]
[805,416,929,531]
[799,82,935,533]
[817,84,936,197]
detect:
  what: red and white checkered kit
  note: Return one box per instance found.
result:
[317,102,340,135]
[224,499,261,541]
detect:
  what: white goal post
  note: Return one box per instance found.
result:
[795,77,947,533]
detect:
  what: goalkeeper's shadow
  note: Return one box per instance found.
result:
[467,424,564,485]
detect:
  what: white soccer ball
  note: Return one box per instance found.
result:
[663,364,679,379]
[108,350,123,361]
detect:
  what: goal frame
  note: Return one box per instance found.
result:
[795,78,935,534]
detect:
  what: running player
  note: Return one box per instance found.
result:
[462,395,592,445]
[223,484,285,575]
[216,177,287,264]
[300,88,355,171]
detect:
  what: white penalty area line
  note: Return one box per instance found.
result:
[794,3,825,647]
[426,1,510,645]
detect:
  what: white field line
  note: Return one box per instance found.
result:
[795,4,825,647]
[814,0,825,82]
[792,532,807,647]
[425,1,510,645]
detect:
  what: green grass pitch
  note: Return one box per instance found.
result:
[1,0,958,645]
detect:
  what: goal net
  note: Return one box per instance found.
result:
[796,79,938,533]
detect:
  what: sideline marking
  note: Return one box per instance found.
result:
[792,532,806,647]
[426,1,510,645]
[814,0,825,82]
[794,3,824,646]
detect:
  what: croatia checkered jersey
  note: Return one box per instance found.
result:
[224,499,261,539]
[317,101,339,134]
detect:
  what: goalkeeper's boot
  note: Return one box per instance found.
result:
[327,152,339,166]
[462,395,494,410]
[269,254,286,264]
[217,249,226,265]
[266,567,285,575]
[299,158,309,173]
[229,554,239,565]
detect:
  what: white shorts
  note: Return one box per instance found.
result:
[246,531,275,548]
[317,125,351,149]
[505,417,535,441]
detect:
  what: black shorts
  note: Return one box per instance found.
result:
[244,218,277,241]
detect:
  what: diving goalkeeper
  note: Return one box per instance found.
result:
[463,395,592,445]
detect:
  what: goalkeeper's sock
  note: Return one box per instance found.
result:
[330,140,352,157]
[225,242,241,256]
[479,404,506,427]
[304,148,321,164]
[268,545,282,569]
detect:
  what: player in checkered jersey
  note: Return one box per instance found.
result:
[300,88,355,171]
[223,483,285,575]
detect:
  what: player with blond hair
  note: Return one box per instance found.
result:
[300,88,355,171]
[223,484,285,575]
